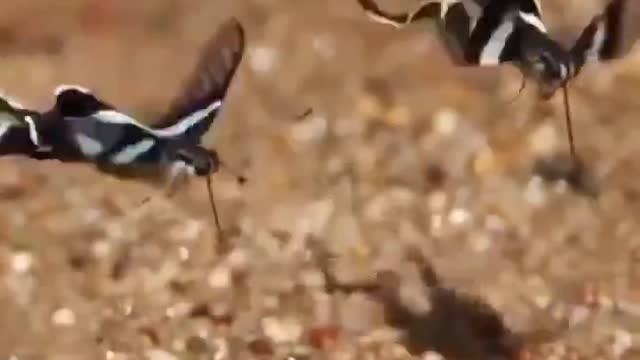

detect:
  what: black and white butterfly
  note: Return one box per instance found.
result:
[11,18,246,238]
[0,93,48,156]
[357,0,632,158]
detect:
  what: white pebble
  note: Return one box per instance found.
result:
[448,208,471,226]
[145,349,178,360]
[423,351,446,360]
[11,252,33,274]
[261,316,303,344]
[290,115,328,143]
[611,329,633,358]
[528,122,557,156]
[524,176,547,206]
[248,46,278,74]
[208,266,232,289]
[92,240,111,258]
[433,108,459,136]
[52,307,76,327]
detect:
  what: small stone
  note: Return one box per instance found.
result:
[448,208,471,226]
[178,247,189,262]
[524,176,547,206]
[567,305,591,327]
[248,46,278,74]
[145,349,178,360]
[262,316,304,344]
[52,307,76,327]
[433,107,459,136]
[290,115,328,144]
[611,328,633,358]
[208,265,232,289]
[11,251,33,274]
[422,351,446,360]
[528,122,557,156]
[93,240,112,258]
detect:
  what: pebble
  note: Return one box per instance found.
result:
[528,122,557,156]
[208,265,232,289]
[422,351,446,360]
[448,207,471,226]
[51,307,76,327]
[11,251,33,274]
[433,107,459,136]
[262,316,304,344]
[611,329,633,358]
[248,45,279,74]
[145,349,178,360]
[524,176,547,206]
[290,115,328,143]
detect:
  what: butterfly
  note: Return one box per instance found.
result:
[357,0,632,159]
[1,18,246,240]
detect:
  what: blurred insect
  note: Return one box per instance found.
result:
[1,18,246,241]
[357,0,632,159]
[0,93,49,156]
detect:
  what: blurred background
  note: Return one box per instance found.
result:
[1,0,640,358]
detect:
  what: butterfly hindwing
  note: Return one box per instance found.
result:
[153,18,246,144]
[570,0,627,77]
[52,86,164,164]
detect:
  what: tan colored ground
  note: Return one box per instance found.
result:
[1,0,640,359]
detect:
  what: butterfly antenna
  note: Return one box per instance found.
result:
[562,84,576,158]
[206,172,223,241]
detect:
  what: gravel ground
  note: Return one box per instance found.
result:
[1,1,640,359]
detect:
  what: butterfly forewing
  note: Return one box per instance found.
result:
[154,18,246,143]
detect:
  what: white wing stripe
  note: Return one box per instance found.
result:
[479,16,515,65]
[110,138,156,165]
[586,22,607,62]
[91,100,222,138]
[518,12,547,33]
[75,133,104,157]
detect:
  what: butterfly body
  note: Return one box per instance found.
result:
[0,18,245,240]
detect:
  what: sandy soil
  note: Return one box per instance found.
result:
[1,0,640,359]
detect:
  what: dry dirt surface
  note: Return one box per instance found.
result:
[1,0,640,359]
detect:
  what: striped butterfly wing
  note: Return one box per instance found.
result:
[464,0,545,66]
[153,18,245,145]
[53,86,164,165]
[0,93,43,155]
[570,0,629,77]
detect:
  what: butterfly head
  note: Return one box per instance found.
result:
[523,46,573,99]
[175,146,220,177]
